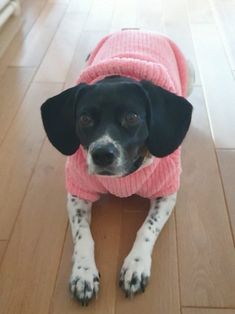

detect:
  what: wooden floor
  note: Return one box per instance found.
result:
[0,0,235,313]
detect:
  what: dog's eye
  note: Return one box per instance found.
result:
[79,115,93,127]
[124,112,140,126]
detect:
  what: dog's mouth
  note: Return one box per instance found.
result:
[90,155,146,177]
[96,170,116,176]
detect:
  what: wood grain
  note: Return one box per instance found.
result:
[187,0,214,23]
[183,309,235,314]
[110,0,137,32]
[190,23,235,148]
[0,241,7,265]
[217,149,235,243]
[0,0,48,77]
[211,0,235,70]
[176,87,235,307]
[64,30,108,89]
[163,0,201,85]
[10,3,67,67]
[34,11,87,83]
[0,140,67,314]
[0,67,35,144]
[83,0,115,31]
[135,0,164,31]
[0,13,23,58]
[0,82,62,240]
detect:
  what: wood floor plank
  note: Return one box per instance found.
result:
[0,140,67,314]
[19,0,48,36]
[83,0,115,32]
[186,0,214,23]
[0,241,7,264]
[115,197,180,314]
[163,0,201,85]
[34,10,88,83]
[64,30,108,89]
[110,0,137,32]
[0,13,23,58]
[135,0,164,31]
[210,0,235,70]
[49,196,123,314]
[0,0,47,77]
[176,87,235,307]
[217,149,235,243]
[183,309,235,314]
[10,3,67,67]
[65,0,94,14]
[190,23,235,149]
[0,67,35,144]
[0,82,62,240]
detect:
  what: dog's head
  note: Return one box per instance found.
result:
[41,77,193,176]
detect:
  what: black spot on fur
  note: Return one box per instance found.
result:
[150,214,157,222]
[76,208,83,217]
[75,230,79,238]
[84,282,92,292]
[77,266,81,269]
[148,226,152,231]
[84,267,89,271]
[94,276,100,282]
[145,237,150,242]
[130,273,138,286]
[78,235,82,240]
[134,258,140,262]
[148,219,153,225]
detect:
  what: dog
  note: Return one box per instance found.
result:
[40,30,194,306]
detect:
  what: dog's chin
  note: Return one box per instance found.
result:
[89,168,125,177]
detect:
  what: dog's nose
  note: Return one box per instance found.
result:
[91,143,118,167]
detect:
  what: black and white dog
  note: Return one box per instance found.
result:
[41,32,194,306]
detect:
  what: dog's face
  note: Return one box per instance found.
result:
[41,77,193,176]
[75,77,149,176]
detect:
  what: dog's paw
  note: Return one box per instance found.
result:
[69,259,100,306]
[119,253,151,297]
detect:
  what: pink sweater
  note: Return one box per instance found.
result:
[65,30,189,202]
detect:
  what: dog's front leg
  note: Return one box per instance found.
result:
[67,193,99,306]
[119,193,177,297]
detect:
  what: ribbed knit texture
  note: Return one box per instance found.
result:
[65,30,189,201]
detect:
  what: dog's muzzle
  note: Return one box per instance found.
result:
[91,143,119,167]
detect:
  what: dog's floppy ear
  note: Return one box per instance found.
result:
[140,80,193,157]
[40,84,87,155]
